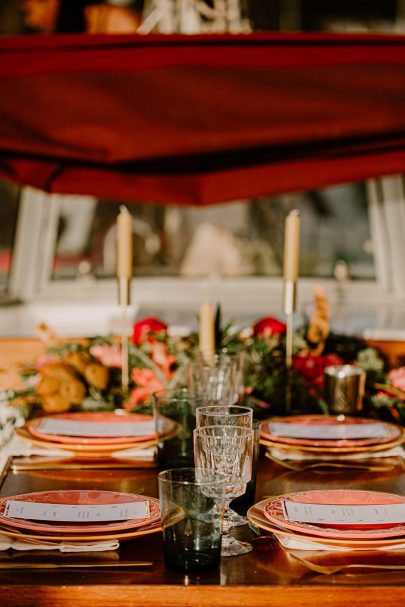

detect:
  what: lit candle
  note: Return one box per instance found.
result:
[116,206,133,280]
[199,301,215,358]
[283,210,300,282]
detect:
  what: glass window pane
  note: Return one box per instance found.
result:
[51,181,374,281]
[0,179,19,294]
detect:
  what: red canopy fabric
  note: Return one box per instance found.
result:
[0,32,405,205]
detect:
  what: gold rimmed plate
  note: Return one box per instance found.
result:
[260,435,404,454]
[248,498,405,549]
[16,426,156,456]
[27,412,156,446]
[0,490,160,535]
[261,415,402,448]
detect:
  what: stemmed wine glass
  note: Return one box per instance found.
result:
[196,404,253,527]
[194,424,254,557]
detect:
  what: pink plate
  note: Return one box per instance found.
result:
[0,490,160,535]
[260,415,401,448]
[263,490,405,540]
[28,412,155,445]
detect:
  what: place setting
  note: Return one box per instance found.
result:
[261,413,405,473]
[248,488,405,574]
[10,410,159,471]
[0,488,162,558]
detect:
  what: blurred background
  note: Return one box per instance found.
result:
[0,1,404,337]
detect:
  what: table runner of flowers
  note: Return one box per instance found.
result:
[3,295,405,426]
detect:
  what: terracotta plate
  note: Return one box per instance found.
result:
[263,490,405,540]
[28,412,155,446]
[261,415,402,448]
[0,490,160,535]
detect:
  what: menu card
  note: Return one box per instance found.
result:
[5,499,150,522]
[283,500,405,525]
[269,421,390,440]
[38,418,155,438]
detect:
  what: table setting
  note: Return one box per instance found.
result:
[0,210,404,599]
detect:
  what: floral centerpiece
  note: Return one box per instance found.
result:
[5,296,405,425]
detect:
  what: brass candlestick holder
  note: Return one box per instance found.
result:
[283,279,297,415]
[118,277,130,393]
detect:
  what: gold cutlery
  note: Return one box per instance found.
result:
[289,551,405,574]
[11,459,155,471]
[0,561,153,569]
[265,451,396,472]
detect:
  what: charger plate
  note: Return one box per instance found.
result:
[261,415,402,448]
[262,490,405,540]
[0,490,160,535]
[0,520,161,543]
[27,412,155,446]
[248,500,405,549]
[260,434,404,454]
[16,426,156,455]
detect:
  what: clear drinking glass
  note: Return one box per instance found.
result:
[188,359,237,405]
[196,404,253,428]
[193,425,254,557]
[195,404,253,527]
[188,349,245,405]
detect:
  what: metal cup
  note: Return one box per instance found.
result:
[324,365,366,415]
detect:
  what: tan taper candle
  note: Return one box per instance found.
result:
[116,206,133,280]
[283,210,300,282]
[199,301,215,358]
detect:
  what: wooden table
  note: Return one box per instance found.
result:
[0,446,404,607]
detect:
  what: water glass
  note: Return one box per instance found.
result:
[194,425,254,557]
[153,388,201,470]
[196,404,253,428]
[196,404,253,526]
[158,468,226,573]
[188,360,233,405]
[231,419,261,509]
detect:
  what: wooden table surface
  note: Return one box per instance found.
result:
[0,446,404,607]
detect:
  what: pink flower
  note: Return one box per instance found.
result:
[133,316,168,345]
[125,367,165,409]
[253,316,286,338]
[151,341,176,378]
[388,367,405,393]
[90,344,122,368]
[36,354,58,368]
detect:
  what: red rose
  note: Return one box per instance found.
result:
[132,316,168,345]
[253,316,286,337]
[294,352,344,391]
[293,353,325,383]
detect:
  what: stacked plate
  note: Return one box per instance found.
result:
[0,489,161,543]
[248,489,405,551]
[16,411,159,459]
[260,414,404,457]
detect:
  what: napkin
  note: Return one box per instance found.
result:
[6,434,74,457]
[0,435,156,475]
[113,446,156,460]
[0,534,119,552]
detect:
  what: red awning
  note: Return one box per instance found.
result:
[0,32,405,205]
